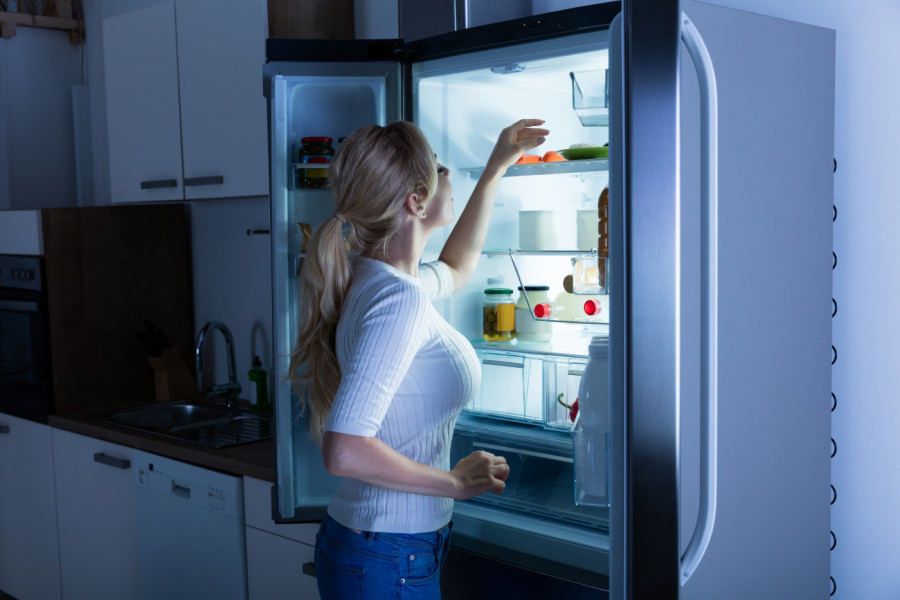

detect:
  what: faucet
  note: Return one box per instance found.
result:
[195,321,241,410]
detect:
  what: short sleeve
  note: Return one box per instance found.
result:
[417,260,454,301]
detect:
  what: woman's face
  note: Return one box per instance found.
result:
[427,163,455,227]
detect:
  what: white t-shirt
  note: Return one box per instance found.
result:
[325,256,481,533]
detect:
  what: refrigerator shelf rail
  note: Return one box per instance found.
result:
[460,157,608,178]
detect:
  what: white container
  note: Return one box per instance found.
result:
[519,210,558,250]
[515,286,553,342]
[573,336,610,506]
[576,209,598,250]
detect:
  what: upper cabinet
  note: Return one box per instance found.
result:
[102,0,268,203]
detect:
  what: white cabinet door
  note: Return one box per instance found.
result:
[0,415,62,600]
[102,0,268,204]
[245,527,320,600]
[52,428,141,599]
[243,477,320,599]
[176,0,269,200]
[103,0,184,203]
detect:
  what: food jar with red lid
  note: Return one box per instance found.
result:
[298,137,335,189]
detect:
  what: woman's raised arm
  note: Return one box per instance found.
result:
[439,119,549,291]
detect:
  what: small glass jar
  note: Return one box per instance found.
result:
[483,288,516,342]
[515,285,552,342]
[297,137,335,189]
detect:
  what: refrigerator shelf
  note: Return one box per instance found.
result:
[460,157,609,179]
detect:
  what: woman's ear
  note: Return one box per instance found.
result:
[405,191,427,219]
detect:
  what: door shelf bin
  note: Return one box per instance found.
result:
[466,347,585,432]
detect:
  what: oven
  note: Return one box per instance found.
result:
[0,255,53,423]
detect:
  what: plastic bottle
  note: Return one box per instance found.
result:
[573,336,610,505]
[248,356,270,411]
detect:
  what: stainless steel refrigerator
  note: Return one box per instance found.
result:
[264,1,834,597]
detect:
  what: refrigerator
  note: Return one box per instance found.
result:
[264,1,835,597]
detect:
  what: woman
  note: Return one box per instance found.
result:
[289,118,549,599]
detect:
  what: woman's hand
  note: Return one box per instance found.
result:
[450,450,511,500]
[484,119,550,176]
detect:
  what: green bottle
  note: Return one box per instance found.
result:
[248,356,269,412]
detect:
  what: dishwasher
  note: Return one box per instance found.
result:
[134,450,248,600]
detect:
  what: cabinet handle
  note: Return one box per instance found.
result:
[140,178,178,190]
[93,452,131,470]
[302,562,317,578]
[184,175,224,187]
[0,424,9,434]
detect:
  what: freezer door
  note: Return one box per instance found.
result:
[268,56,402,522]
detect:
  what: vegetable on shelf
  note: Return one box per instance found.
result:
[558,393,579,422]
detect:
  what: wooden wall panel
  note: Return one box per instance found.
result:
[267,0,355,40]
[42,204,194,413]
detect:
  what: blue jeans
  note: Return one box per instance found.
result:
[314,514,453,599]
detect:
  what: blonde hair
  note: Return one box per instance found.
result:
[288,122,438,445]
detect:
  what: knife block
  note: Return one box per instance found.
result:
[147,347,200,402]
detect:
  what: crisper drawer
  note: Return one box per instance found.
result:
[451,421,608,531]
[467,347,585,431]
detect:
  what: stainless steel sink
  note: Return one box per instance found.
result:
[90,400,273,449]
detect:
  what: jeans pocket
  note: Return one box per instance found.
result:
[403,549,440,583]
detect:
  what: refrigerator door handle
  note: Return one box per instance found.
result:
[680,12,719,585]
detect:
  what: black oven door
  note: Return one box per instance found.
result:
[0,262,52,423]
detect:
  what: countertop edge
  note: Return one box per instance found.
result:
[49,413,276,483]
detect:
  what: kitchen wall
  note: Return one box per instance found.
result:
[0,26,82,209]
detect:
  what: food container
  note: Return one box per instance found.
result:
[515,286,552,342]
[571,254,604,294]
[483,288,516,342]
[297,137,334,189]
[576,209,597,250]
[519,210,558,250]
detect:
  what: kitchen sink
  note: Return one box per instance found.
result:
[90,400,273,449]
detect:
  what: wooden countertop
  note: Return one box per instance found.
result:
[49,411,276,482]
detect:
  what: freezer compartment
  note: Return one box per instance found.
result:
[451,416,608,530]
[467,346,585,431]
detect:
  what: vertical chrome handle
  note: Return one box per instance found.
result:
[680,12,719,585]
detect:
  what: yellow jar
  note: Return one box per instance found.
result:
[483,288,515,342]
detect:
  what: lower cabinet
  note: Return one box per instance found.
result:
[51,428,141,599]
[0,415,62,600]
[243,476,320,599]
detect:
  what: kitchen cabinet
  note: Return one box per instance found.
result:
[52,428,141,599]
[102,0,268,203]
[243,476,320,599]
[0,415,62,600]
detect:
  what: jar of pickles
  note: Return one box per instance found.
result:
[483,288,516,342]
[297,137,335,189]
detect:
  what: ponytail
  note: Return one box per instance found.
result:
[287,121,437,445]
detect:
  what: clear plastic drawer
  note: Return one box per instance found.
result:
[466,347,586,432]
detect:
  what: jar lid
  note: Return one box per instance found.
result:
[301,137,333,143]
[518,285,550,291]
[484,288,514,295]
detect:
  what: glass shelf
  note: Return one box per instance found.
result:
[460,157,608,179]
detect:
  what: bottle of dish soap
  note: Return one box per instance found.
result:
[248,356,269,412]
